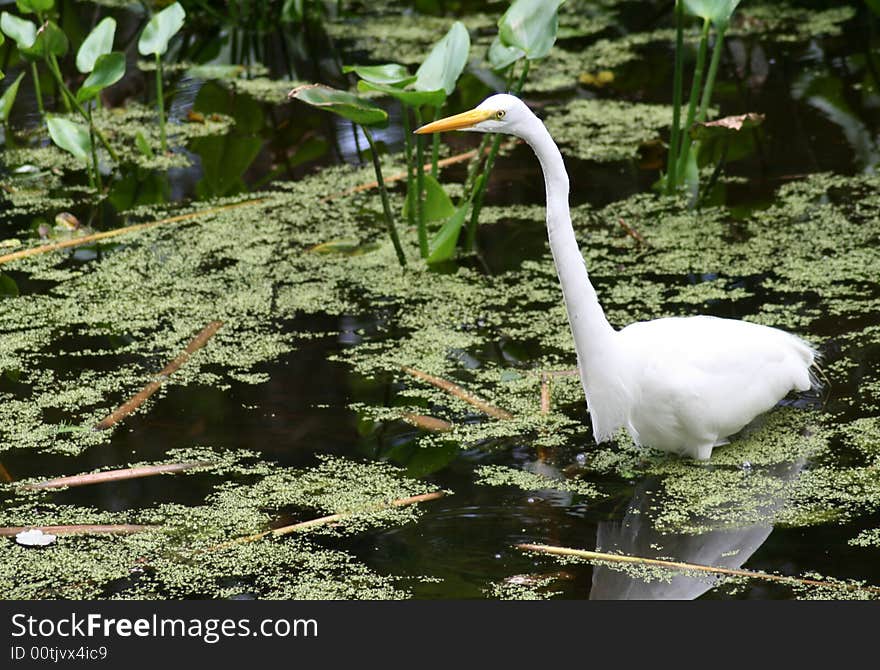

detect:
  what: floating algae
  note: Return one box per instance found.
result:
[475,464,601,498]
[1,156,878,478]
[486,574,563,600]
[0,454,440,599]
[2,104,235,176]
[544,98,674,162]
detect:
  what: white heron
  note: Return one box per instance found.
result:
[415,94,818,460]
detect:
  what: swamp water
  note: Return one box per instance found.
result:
[0,1,879,599]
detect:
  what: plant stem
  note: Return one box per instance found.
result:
[363,127,407,267]
[155,53,167,153]
[666,0,684,193]
[350,121,362,164]
[45,55,120,162]
[697,25,726,122]
[401,107,416,234]
[459,133,491,207]
[413,107,428,258]
[431,105,440,178]
[466,59,530,251]
[30,62,44,117]
[86,105,102,192]
[675,17,711,183]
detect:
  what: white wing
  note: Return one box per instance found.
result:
[618,316,816,455]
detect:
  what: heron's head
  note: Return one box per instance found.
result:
[414,94,532,137]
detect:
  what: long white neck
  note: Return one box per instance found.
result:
[519,115,627,441]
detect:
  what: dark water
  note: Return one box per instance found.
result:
[1,2,879,599]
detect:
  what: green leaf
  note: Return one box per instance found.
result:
[1,12,37,50]
[343,63,415,86]
[356,80,445,108]
[309,239,380,256]
[868,0,880,16]
[0,273,19,298]
[393,441,459,478]
[403,174,455,222]
[46,115,91,162]
[498,0,565,61]
[135,130,154,158]
[76,17,116,73]
[289,83,388,126]
[427,201,469,263]
[137,2,185,57]
[76,52,125,102]
[15,0,54,13]
[281,0,305,22]
[0,71,25,122]
[414,21,470,95]
[488,35,524,71]
[25,20,68,58]
[191,134,262,199]
[682,0,742,29]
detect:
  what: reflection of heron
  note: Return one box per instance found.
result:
[591,461,804,600]
[416,95,818,460]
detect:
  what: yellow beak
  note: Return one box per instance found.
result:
[414,108,496,134]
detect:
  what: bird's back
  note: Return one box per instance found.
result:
[613,315,817,458]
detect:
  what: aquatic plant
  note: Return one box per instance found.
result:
[138,2,186,154]
[289,83,408,265]
[664,0,743,194]
[0,72,25,142]
[344,22,471,262]
[0,3,123,177]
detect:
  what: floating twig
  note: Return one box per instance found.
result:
[0,461,14,483]
[515,543,880,595]
[211,491,446,552]
[540,374,551,415]
[0,199,266,267]
[401,412,453,432]
[618,217,647,246]
[0,524,152,537]
[94,321,223,430]
[538,369,578,415]
[24,461,213,490]
[402,366,513,420]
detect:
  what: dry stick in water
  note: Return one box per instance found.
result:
[516,544,880,595]
[538,369,579,415]
[401,366,513,420]
[211,491,445,551]
[540,374,551,415]
[402,412,453,432]
[24,461,213,490]
[0,199,266,267]
[0,524,152,537]
[94,321,223,430]
[0,461,14,483]
[618,217,647,246]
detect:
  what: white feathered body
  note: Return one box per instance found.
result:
[580,315,817,460]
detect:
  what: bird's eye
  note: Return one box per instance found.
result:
[495,110,506,120]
